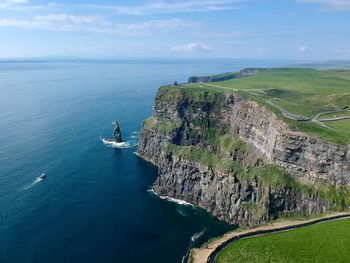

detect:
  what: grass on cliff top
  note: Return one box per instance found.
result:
[157,83,228,102]
[211,71,240,82]
[172,68,350,144]
[215,218,350,263]
[217,68,350,115]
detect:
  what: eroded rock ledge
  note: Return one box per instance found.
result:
[137,86,350,226]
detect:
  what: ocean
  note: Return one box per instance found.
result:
[0,59,293,263]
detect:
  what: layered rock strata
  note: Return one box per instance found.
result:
[137,87,350,226]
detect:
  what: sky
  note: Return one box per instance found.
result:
[0,0,349,59]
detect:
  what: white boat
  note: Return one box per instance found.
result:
[38,173,46,180]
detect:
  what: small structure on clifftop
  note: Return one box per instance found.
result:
[113,121,122,142]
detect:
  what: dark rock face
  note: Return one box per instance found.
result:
[153,155,332,226]
[188,76,213,83]
[136,88,350,226]
[239,68,260,77]
[225,98,350,187]
[113,121,122,142]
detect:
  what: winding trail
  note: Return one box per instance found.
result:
[200,83,350,130]
[190,212,350,263]
[267,99,310,121]
[318,115,350,122]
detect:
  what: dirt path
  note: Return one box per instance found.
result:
[267,100,311,121]
[318,115,350,121]
[190,212,350,263]
[201,83,350,126]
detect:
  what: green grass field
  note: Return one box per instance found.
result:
[326,119,350,131]
[319,109,350,119]
[215,218,350,263]
[178,68,350,144]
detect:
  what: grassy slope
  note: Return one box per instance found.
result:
[215,218,350,263]
[326,119,350,131]
[178,68,350,144]
[319,108,350,119]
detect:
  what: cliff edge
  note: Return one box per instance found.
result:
[137,68,350,226]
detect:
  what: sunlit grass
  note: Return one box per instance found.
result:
[215,219,350,263]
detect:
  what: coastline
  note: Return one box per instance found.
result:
[134,152,158,167]
[190,212,350,263]
[137,152,195,207]
[148,188,194,207]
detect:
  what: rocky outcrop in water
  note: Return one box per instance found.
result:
[113,121,122,142]
[137,86,350,226]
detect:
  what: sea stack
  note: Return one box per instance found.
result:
[113,121,122,142]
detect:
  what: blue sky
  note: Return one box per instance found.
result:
[0,0,349,59]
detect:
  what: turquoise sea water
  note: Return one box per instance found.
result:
[0,59,292,263]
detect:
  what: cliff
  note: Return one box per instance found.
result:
[188,68,261,83]
[137,85,350,226]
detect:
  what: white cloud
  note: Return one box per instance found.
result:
[298,46,308,53]
[35,14,103,25]
[0,0,51,11]
[0,0,28,4]
[297,0,350,11]
[119,19,196,31]
[0,14,106,30]
[171,43,212,52]
[85,0,244,15]
[191,31,243,38]
[332,47,350,53]
[0,0,26,9]
[0,15,195,34]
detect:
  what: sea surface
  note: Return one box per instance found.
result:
[0,59,293,263]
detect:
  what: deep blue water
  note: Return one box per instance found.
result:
[0,59,293,263]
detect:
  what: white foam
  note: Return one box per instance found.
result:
[129,131,140,138]
[148,188,194,206]
[101,130,139,149]
[191,229,206,242]
[23,175,44,190]
[101,138,137,149]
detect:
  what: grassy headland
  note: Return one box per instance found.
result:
[164,68,350,144]
[215,218,350,263]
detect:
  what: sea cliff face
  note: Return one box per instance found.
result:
[137,86,350,226]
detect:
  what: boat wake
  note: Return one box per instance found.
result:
[176,206,191,217]
[23,174,45,190]
[190,229,206,243]
[181,229,207,263]
[101,131,139,149]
